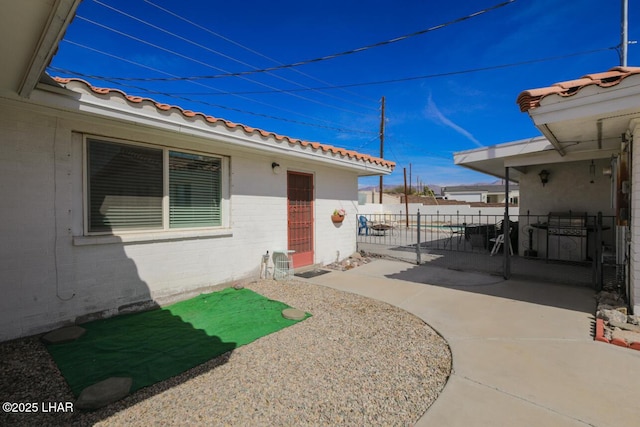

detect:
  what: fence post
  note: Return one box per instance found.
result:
[503,167,511,279]
[595,212,603,291]
[416,210,422,264]
[436,210,439,249]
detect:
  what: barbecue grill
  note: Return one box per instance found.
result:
[547,212,588,262]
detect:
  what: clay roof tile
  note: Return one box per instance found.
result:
[517,66,640,112]
[51,77,395,170]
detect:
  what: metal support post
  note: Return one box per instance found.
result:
[503,168,511,279]
[416,210,422,264]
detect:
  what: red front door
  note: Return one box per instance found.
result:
[287,172,314,267]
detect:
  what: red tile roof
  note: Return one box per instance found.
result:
[516,66,640,113]
[52,77,395,169]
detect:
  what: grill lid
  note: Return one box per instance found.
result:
[548,212,587,227]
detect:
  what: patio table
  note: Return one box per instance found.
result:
[444,224,466,249]
[370,223,393,236]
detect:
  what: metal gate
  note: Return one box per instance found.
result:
[287,171,314,267]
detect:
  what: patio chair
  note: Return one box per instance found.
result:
[358,215,370,236]
[490,227,513,256]
[444,223,465,250]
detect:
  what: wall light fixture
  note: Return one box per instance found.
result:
[271,162,281,174]
[538,170,550,187]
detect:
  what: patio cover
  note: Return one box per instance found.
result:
[454,67,640,181]
[453,135,620,182]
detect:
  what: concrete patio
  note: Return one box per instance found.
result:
[299,258,640,426]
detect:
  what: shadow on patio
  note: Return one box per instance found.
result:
[383,258,597,314]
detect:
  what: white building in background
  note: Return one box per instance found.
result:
[441,184,519,205]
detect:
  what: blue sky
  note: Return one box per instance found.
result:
[49,0,639,188]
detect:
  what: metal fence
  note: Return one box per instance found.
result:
[356,211,622,290]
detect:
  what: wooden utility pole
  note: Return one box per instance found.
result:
[403,168,409,227]
[379,96,385,204]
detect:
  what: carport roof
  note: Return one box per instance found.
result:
[516,66,640,113]
[453,136,553,183]
[455,66,640,182]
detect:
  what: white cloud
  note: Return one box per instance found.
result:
[425,95,483,148]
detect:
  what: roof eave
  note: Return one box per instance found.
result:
[528,79,640,125]
[18,0,80,98]
[32,80,394,176]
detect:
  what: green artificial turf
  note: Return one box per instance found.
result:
[47,288,310,396]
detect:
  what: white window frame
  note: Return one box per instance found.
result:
[81,135,230,239]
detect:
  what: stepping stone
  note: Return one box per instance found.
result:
[76,377,133,410]
[41,326,86,345]
[282,308,306,320]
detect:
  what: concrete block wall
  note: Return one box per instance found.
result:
[0,106,61,340]
[630,124,640,314]
[519,159,614,216]
[518,158,615,259]
[358,202,514,219]
[0,98,362,341]
[314,165,359,265]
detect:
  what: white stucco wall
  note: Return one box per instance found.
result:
[630,123,640,314]
[357,190,401,205]
[517,158,615,258]
[0,97,362,340]
[518,159,614,216]
[358,203,515,218]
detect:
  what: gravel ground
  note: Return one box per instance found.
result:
[0,279,451,426]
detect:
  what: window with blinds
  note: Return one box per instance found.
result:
[169,151,221,228]
[88,140,163,232]
[86,139,223,233]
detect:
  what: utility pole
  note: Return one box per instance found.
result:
[379,96,385,204]
[403,168,409,227]
[621,0,629,66]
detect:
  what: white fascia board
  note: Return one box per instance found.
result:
[529,79,640,126]
[504,147,619,168]
[18,0,81,97]
[453,136,552,165]
[32,84,393,177]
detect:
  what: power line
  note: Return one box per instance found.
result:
[48,65,378,137]
[74,14,374,119]
[52,39,376,134]
[154,47,616,96]
[88,0,376,116]
[141,0,379,108]
[88,0,518,82]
